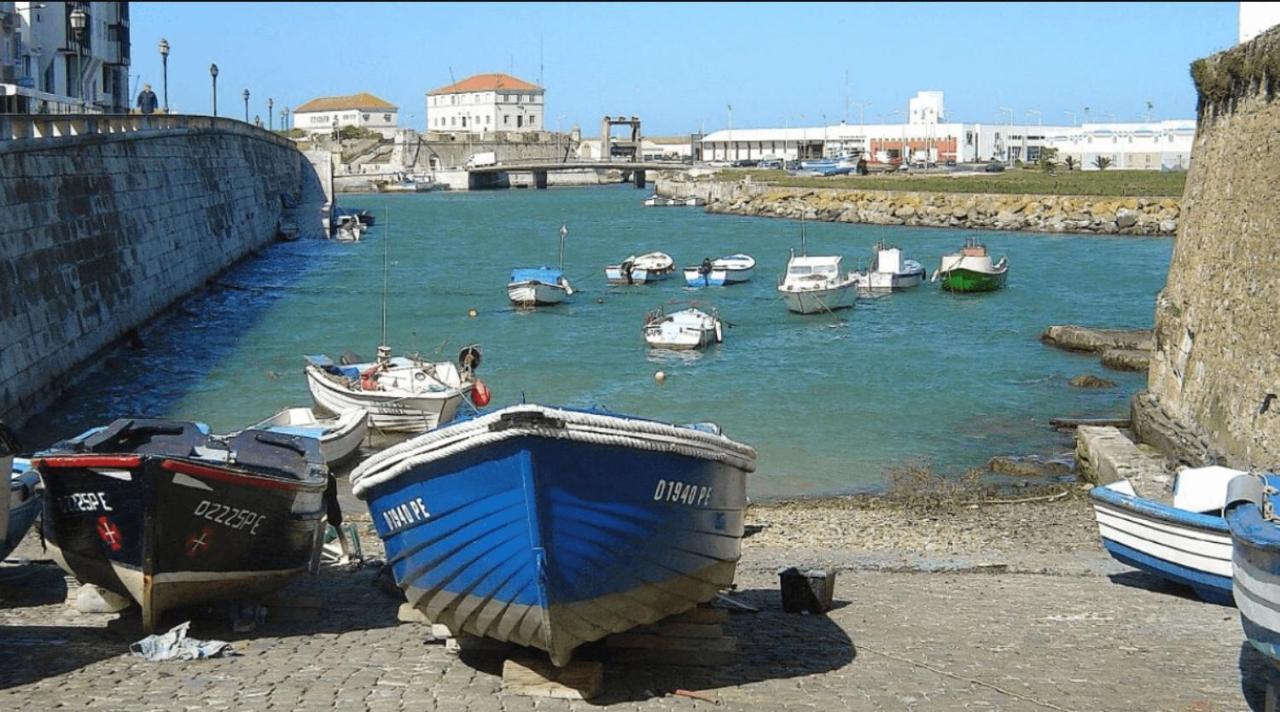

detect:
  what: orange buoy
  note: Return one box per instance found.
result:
[473,379,492,407]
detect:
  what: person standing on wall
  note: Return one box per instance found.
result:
[136,84,158,115]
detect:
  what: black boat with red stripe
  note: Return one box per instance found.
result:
[35,418,332,632]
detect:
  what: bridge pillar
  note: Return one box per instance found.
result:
[533,170,548,190]
[633,169,646,189]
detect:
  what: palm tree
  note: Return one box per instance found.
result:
[1064,156,1076,171]
[1092,155,1113,171]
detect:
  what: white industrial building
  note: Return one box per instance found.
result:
[0,1,131,114]
[426,72,544,134]
[577,136,692,161]
[700,91,1194,170]
[293,92,399,138]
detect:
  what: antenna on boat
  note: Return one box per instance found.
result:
[380,206,390,365]
[800,213,807,256]
[558,223,568,270]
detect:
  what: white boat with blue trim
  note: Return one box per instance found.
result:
[683,254,756,287]
[1226,473,1280,663]
[643,306,724,350]
[1089,466,1240,605]
[852,241,926,293]
[249,407,369,466]
[605,252,675,285]
[509,224,574,306]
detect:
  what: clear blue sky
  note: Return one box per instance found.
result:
[130,2,1238,134]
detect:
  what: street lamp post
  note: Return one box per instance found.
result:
[280,108,288,131]
[69,6,87,109]
[210,64,219,116]
[267,98,273,130]
[998,106,1014,165]
[158,38,170,113]
[243,89,250,123]
[821,113,827,157]
[726,103,733,162]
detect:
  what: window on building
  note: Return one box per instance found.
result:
[504,115,509,125]
[363,114,370,121]
[451,117,456,126]
[517,115,524,128]
[384,114,391,122]
[485,115,490,124]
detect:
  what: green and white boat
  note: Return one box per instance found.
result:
[932,237,1008,293]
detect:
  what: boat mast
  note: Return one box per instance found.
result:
[558,223,568,270]
[800,214,807,256]
[380,206,390,363]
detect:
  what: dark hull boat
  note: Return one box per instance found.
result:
[351,405,756,666]
[35,419,331,632]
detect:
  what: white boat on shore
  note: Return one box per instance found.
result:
[853,241,926,293]
[304,346,483,433]
[249,407,369,466]
[605,251,676,285]
[643,306,724,350]
[683,254,756,287]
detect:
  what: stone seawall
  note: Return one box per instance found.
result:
[0,124,324,426]
[654,175,1179,236]
[1138,27,1280,468]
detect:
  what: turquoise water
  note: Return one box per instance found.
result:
[28,186,1172,496]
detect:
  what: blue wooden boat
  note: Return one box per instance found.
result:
[1090,478,1234,605]
[350,404,756,666]
[1,423,41,560]
[1226,474,1280,663]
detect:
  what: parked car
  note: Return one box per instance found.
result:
[984,162,1006,173]
[731,159,759,168]
[758,159,784,170]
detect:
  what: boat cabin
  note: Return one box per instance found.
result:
[873,245,903,274]
[786,255,844,279]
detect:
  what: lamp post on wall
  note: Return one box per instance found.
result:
[210,63,219,116]
[158,38,170,113]
[282,107,290,131]
[243,89,250,123]
[69,6,87,109]
[267,98,273,130]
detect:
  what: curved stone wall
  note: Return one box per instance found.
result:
[0,118,324,426]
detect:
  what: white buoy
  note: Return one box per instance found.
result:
[655,371,666,385]
[468,308,478,318]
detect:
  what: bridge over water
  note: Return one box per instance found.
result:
[465,159,691,189]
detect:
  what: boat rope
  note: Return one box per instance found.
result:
[351,405,757,497]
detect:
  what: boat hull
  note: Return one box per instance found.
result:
[306,365,466,433]
[354,407,753,666]
[778,284,857,314]
[1090,485,1233,605]
[3,461,41,560]
[1227,475,1280,664]
[940,267,1007,293]
[507,281,570,306]
[857,269,926,293]
[254,408,368,466]
[38,455,327,631]
[605,266,671,285]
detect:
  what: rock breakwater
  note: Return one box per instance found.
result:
[656,175,1179,236]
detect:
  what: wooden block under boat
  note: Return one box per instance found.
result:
[501,657,603,700]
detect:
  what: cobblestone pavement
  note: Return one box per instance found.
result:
[0,514,1267,711]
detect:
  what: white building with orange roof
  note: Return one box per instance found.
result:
[293,92,399,138]
[426,72,544,134]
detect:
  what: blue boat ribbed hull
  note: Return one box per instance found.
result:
[365,436,747,665]
[1226,475,1280,666]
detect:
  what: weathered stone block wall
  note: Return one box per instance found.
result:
[1141,27,1280,468]
[0,127,323,426]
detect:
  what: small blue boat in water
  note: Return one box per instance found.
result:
[1,423,41,560]
[1226,474,1280,662]
[350,404,757,666]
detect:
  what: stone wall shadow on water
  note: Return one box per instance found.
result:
[17,239,338,449]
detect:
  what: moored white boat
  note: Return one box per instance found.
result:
[250,407,369,466]
[1226,473,1280,663]
[1089,467,1241,605]
[642,194,678,207]
[304,346,483,433]
[507,267,574,306]
[605,252,676,285]
[643,306,723,350]
[683,254,756,287]
[350,404,756,666]
[777,253,857,314]
[852,241,926,293]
